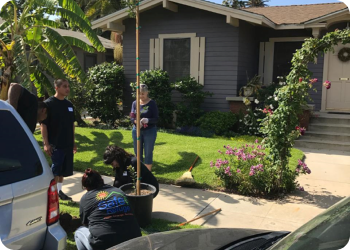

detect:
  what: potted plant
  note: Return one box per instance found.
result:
[239,75,262,97]
[120,166,156,227]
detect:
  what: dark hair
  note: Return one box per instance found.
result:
[82,168,104,191]
[37,101,47,111]
[54,79,68,88]
[103,145,134,168]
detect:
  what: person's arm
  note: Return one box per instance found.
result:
[79,198,89,226]
[8,83,22,110]
[41,123,52,157]
[130,101,137,125]
[73,123,77,153]
[147,101,159,125]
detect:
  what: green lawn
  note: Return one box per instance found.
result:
[60,200,202,250]
[34,128,304,190]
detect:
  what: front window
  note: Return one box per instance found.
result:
[163,38,191,82]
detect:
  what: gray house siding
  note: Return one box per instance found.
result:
[238,21,259,95]
[122,4,241,113]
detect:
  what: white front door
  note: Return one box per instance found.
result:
[325,44,350,111]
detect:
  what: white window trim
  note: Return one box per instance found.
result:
[259,37,310,85]
[150,33,205,85]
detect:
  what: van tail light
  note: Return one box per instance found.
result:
[47,179,59,225]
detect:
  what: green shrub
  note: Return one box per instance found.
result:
[196,111,237,136]
[131,69,175,128]
[175,77,213,127]
[86,62,124,126]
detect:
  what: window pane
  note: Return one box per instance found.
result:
[0,111,43,186]
[84,54,97,72]
[163,38,191,82]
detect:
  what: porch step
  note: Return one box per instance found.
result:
[294,139,350,152]
[311,114,350,125]
[308,123,350,134]
[303,131,350,143]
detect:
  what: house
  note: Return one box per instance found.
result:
[91,0,349,113]
[92,0,350,151]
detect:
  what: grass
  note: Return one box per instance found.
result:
[34,128,304,190]
[59,200,202,250]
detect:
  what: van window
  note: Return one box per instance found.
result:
[0,110,43,186]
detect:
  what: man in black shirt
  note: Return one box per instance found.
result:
[8,83,48,133]
[41,79,77,200]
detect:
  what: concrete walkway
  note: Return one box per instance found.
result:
[62,148,350,232]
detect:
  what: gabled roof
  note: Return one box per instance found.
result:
[92,0,350,31]
[92,0,277,30]
[244,2,349,25]
[54,28,116,50]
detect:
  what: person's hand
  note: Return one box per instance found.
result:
[44,144,53,157]
[73,144,77,154]
[140,118,149,124]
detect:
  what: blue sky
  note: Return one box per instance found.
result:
[210,0,340,6]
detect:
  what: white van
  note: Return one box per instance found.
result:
[0,100,66,250]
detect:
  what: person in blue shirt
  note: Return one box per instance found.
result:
[130,84,158,171]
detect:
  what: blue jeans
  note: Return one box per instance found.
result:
[132,126,157,164]
[75,227,93,250]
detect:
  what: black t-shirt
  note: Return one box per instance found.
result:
[41,96,75,149]
[114,157,159,198]
[17,87,38,133]
[80,185,141,250]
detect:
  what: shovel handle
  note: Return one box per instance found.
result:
[188,156,199,172]
[178,208,222,227]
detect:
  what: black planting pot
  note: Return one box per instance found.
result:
[120,183,156,228]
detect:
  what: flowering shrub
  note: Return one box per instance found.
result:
[260,29,349,190]
[212,140,311,195]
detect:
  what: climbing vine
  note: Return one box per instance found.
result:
[261,29,350,189]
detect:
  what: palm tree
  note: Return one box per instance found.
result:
[222,0,247,9]
[0,0,105,100]
[78,0,125,20]
[246,0,269,7]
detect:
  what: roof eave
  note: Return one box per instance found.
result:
[91,0,275,30]
[304,8,349,24]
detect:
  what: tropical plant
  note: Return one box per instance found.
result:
[246,0,269,7]
[222,0,246,9]
[0,0,105,100]
[75,0,125,20]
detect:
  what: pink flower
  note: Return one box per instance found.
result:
[309,78,317,84]
[300,127,306,136]
[298,186,305,191]
[255,139,259,144]
[323,80,331,89]
[237,169,241,173]
[249,171,254,176]
[210,161,214,168]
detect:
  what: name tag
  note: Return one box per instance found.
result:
[123,171,128,176]
[68,107,73,112]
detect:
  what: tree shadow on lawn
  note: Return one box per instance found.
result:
[154,151,201,176]
[74,131,166,175]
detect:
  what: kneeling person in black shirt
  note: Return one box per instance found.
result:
[8,83,48,133]
[103,145,159,198]
[75,168,141,250]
